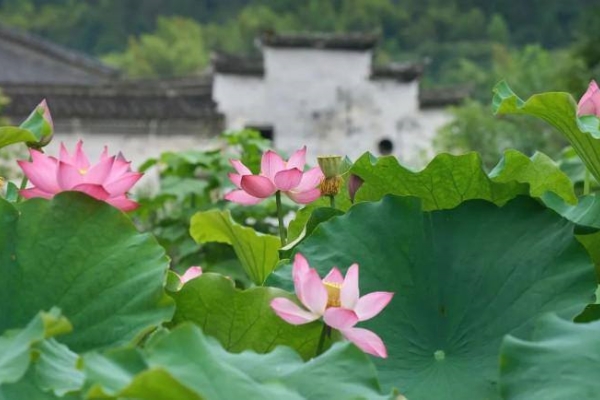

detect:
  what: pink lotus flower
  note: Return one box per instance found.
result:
[578,80,600,117]
[178,266,203,284]
[225,146,324,205]
[270,253,394,358]
[18,140,142,211]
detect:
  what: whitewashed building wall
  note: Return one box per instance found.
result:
[213,45,454,168]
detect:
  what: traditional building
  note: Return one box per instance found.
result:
[0,24,223,165]
[0,25,466,168]
[213,32,467,166]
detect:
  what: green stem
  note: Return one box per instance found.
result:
[328,195,336,209]
[315,324,329,357]
[275,191,287,246]
[584,168,591,196]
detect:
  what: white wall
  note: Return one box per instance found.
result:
[213,47,454,168]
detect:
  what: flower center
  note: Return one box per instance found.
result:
[323,281,342,308]
[79,168,88,175]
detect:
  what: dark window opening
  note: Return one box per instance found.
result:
[378,138,394,155]
[246,125,274,141]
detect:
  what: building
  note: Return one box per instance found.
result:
[0,25,466,169]
[0,23,223,166]
[213,32,467,166]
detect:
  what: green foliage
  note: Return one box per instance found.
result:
[189,210,280,285]
[83,323,388,400]
[292,195,595,396]
[103,16,209,78]
[499,314,600,399]
[170,273,323,359]
[435,45,591,167]
[492,81,600,184]
[132,130,287,281]
[349,150,576,209]
[0,192,174,352]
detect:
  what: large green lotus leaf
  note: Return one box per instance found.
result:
[492,80,600,183]
[0,308,70,385]
[189,209,280,285]
[350,150,575,211]
[170,273,322,359]
[0,308,83,398]
[499,314,600,399]
[84,323,388,400]
[293,195,595,398]
[0,192,174,352]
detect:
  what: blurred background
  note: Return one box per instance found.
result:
[0,0,599,169]
[1,0,599,275]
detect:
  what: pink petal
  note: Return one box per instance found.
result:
[293,253,311,301]
[104,172,143,196]
[340,327,388,358]
[286,188,321,204]
[84,156,115,185]
[270,297,320,325]
[99,146,110,162]
[341,264,360,309]
[294,167,324,192]
[71,141,90,170]
[57,161,85,190]
[228,173,242,188]
[18,151,60,193]
[322,267,344,284]
[240,175,276,198]
[105,195,139,212]
[578,80,600,117]
[20,187,54,199]
[260,150,285,181]
[71,183,110,200]
[354,292,394,321]
[323,308,358,330]
[224,189,263,205]
[106,157,132,178]
[274,168,302,191]
[300,268,327,316]
[179,266,203,284]
[38,99,53,130]
[287,146,306,170]
[59,142,71,163]
[231,159,252,175]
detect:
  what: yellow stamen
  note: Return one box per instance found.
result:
[79,168,88,175]
[323,281,342,307]
[319,176,343,196]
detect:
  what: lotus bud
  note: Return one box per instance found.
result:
[577,80,600,117]
[23,99,54,148]
[318,155,343,197]
[348,174,364,203]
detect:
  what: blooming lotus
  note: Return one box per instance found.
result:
[225,146,324,205]
[18,140,142,211]
[178,266,203,284]
[270,253,394,358]
[577,80,600,117]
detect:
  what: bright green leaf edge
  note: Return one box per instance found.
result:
[492,80,600,184]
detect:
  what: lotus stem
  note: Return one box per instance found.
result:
[275,191,287,246]
[329,195,336,208]
[315,324,330,357]
[584,168,591,195]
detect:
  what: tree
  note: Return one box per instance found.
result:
[102,16,209,78]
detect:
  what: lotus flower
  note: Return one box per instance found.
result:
[18,140,142,211]
[225,146,324,205]
[577,80,600,117]
[178,266,203,284]
[270,253,394,358]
